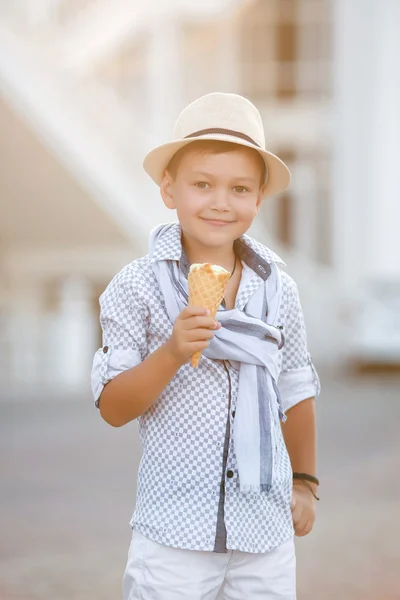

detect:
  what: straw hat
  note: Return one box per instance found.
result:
[143,92,291,197]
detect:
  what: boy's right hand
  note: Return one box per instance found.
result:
[165,306,221,367]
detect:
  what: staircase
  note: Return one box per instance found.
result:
[0,1,172,252]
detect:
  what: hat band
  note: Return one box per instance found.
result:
[184,128,260,148]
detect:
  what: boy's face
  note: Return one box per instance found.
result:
[161,147,265,250]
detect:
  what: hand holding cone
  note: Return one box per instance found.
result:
[188,263,231,367]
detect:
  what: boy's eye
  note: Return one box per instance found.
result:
[233,186,250,193]
[194,182,210,189]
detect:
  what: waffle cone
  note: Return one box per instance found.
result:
[188,263,230,368]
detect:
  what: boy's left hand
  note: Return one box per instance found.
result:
[291,481,317,537]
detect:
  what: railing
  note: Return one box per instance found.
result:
[70,75,150,165]
[0,0,99,26]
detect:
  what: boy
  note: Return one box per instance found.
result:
[91,92,320,599]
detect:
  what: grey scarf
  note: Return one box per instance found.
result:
[150,224,286,494]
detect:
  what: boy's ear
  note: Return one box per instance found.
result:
[160,171,176,210]
[255,189,265,214]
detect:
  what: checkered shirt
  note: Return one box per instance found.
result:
[91,222,320,554]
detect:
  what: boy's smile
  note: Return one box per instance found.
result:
[160,145,265,266]
[199,218,233,226]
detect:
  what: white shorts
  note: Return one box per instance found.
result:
[122,529,296,600]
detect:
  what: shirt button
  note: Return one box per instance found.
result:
[102,346,109,353]
[227,469,234,479]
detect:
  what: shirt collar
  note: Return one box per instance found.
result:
[238,233,285,265]
[150,222,286,279]
[150,222,183,263]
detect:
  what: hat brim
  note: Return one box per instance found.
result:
[143,134,291,198]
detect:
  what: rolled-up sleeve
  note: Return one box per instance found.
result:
[91,272,148,407]
[278,276,320,412]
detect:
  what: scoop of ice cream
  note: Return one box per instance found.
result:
[189,263,230,276]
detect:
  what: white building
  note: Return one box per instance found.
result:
[1,0,399,391]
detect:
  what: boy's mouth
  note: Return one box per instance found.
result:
[200,218,234,227]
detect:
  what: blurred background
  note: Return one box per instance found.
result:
[0,0,399,598]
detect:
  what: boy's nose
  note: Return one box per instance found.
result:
[210,189,230,211]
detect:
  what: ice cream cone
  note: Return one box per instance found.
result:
[188,263,231,367]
